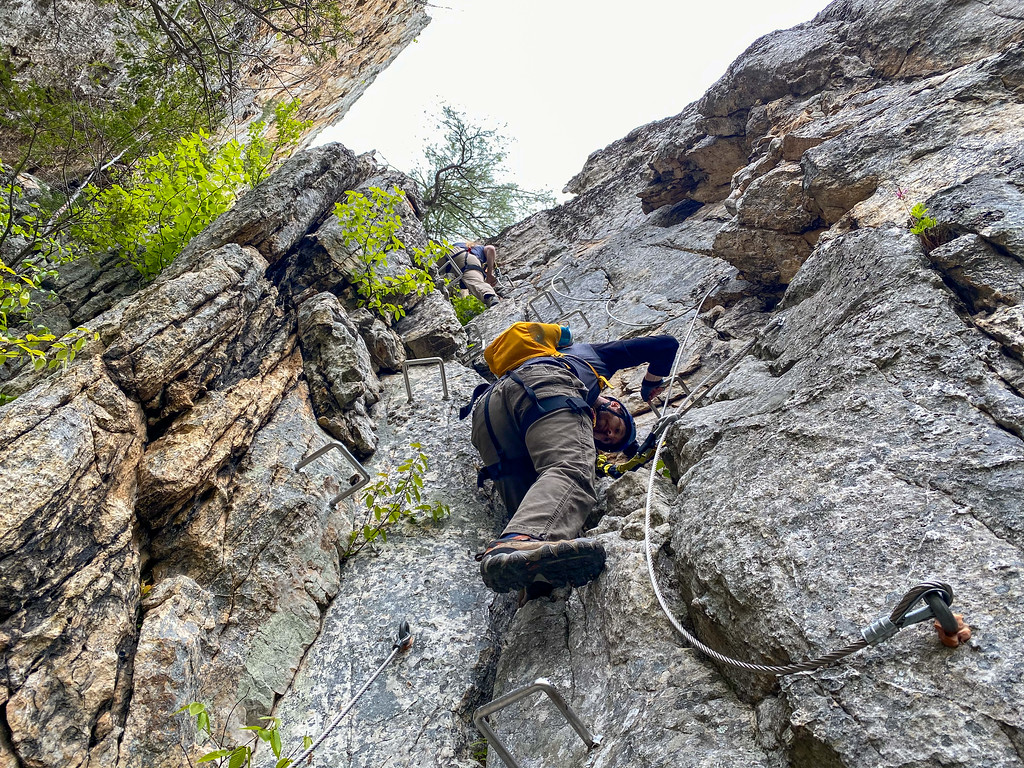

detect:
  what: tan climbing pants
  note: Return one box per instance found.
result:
[458,253,498,305]
[471,364,598,541]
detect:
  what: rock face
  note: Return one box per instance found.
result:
[0,144,483,768]
[473,1,1024,766]
[1,0,429,160]
[3,1,1024,768]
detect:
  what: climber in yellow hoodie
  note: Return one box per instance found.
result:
[464,323,676,598]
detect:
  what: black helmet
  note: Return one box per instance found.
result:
[596,397,637,455]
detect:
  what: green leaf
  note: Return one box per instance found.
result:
[199,749,232,762]
[303,735,313,749]
[270,728,282,756]
[227,746,249,768]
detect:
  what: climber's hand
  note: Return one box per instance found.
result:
[640,377,666,403]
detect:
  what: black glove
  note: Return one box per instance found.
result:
[640,377,666,402]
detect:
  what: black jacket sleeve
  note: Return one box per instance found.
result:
[590,335,679,378]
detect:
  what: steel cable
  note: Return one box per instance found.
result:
[639,297,953,674]
[548,265,951,676]
[287,624,412,764]
[548,267,729,329]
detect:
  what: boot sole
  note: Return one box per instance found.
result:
[480,540,606,593]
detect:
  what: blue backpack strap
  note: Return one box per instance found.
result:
[459,381,492,421]
[508,371,592,437]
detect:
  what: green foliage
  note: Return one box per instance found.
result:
[655,457,672,480]
[243,101,313,187]
[909,202,938,237]
[412,106,556,242]
[1,167,97,371]
[176,701,313,768]
[451,292,486,326]
[333,187,448,321]
[469,737,488,765]
[116,0,350,123]
[0,56,208,185]
[74,100,309,280]
[342,442,451,560]
[895,186,939,248]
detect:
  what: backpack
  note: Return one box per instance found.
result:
[483,322,572,377]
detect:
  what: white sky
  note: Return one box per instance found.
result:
[315,0,833,199]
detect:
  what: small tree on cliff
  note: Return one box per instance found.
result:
[411,106,555,242]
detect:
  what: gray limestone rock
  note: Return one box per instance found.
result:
[664,228,1024,765]
[269,363,509,768]
[928,233,1024,312]
[298,292,383,457]
[0,357,145,768]
[6,2,1024,768]
[102,243,275,415]
[350,307,408,372]
[126,384,353,768]
[395,290,467,360]
[178,144,368,268]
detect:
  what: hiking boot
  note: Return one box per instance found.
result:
[485,294,500,308]
[477,535,606,593]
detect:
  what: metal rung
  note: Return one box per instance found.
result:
[474,678,601,768]
[553,276,570,296]
[527,290,564,322]
[295,442,370,506]
[466,326,484,357]
[496,266,515,290]
[402,357,449,402]
[439,253,464,279]
[557,309,591,329]
[649,374,692,418]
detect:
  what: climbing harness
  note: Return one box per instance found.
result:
[295,442,371,506]
[474,678,601,768]
[287,620,414,765]
[468,369,594,488]
[402,357,449,403]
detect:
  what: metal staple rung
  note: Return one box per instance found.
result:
[440,253,464,279]
[473,678,601,768]
[295,442,371,506]
[558,309,591,329]
[402,357,449,402]
[466,326,485,358]
[527,290,564,322]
